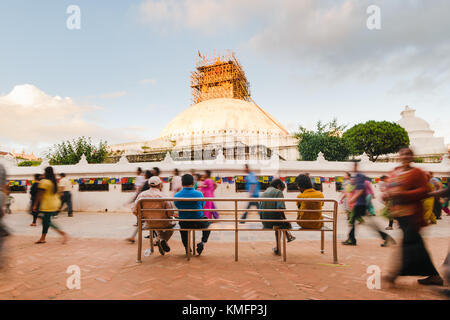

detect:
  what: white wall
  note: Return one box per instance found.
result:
[2,153,449,213]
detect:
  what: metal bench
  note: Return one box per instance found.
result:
[136,197,338,264]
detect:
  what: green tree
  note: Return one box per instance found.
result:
[46,137,108,165]
[343,121,410,162]
[295,119,351,161]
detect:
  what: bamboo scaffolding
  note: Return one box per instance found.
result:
[191,51,250,104]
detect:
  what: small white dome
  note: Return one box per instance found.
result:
[397,106,433,134]
[397,106,447,155]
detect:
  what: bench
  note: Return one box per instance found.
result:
[136,197,338,264]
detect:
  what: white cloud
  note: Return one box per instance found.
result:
[0,84,142,155]
[139,78,157,85]
[137,0,270,34]
[137,0,450,93]
[99,91,127,99]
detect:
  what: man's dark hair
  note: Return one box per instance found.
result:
[34,173,41,180]
[181,174,194,186]
[270,179,285,190]
[60,173,66,178]
[174,168,179,176]
[137,167,142,174]
[152,167,160,176]
[295,174,312,190]
[144,170,152,179]
[380,175,387,181]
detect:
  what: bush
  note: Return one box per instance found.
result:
[46,136,109,165]
[18,160,42,167]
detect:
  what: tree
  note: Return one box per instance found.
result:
[343,121,410,162]
[295,119,351,161]
[46,137,108,165]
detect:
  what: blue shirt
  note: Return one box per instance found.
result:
[174,187,205,220]
[354,173,367,206]
[246,172,260,198]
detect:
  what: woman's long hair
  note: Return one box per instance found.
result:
[44,166,58,194]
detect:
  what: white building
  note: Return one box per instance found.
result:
[2,152,449,213]
[397,106,447,156]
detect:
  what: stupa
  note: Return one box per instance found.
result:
[110,52,299,161]
[397,106,447,156]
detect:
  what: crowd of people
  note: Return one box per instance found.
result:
[0,152,448,295]
[129,165,327,257]
[339,148,449,292]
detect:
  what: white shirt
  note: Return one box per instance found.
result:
[59,177,72,192]
[135,175,146,192]
[171,176,182,194]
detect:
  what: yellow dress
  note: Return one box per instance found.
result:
[423,183,436,224]
[297,188,324,229]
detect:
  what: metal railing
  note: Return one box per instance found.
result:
[136,197,338,264]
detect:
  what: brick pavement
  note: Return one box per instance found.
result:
[0,235,448,300]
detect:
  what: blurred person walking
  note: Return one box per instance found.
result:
[240,164,260,223]
[33,167,68,244]
[339,172,353,220]
[170,169,182,195]
[58,173,73,217]
[380,175,395,230]
[383,148,443,287]
[423,172,437,225]
[29,173,42,226]
[0,163,10,269]
[428,185,450,295]
[197,170,218,219]
[430,172,443,220]
[140,170,153,193]
[131,167,146,227]
[342,161,395,247]
[365,178,376,216]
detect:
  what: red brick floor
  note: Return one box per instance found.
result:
[0,235,448,300]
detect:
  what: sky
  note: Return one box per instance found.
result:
[0,0,449,156]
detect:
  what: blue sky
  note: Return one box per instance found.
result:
[0,0,449,155]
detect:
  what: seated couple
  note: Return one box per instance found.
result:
[259,174,324,255]
[131,174,211,256]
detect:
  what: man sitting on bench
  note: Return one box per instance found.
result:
[260,179,296,256]
[131,176,175,255]
[174,174,211,256]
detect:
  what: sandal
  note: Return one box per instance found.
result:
[35,240,46,244]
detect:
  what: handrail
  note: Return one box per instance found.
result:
[136,197,338,264]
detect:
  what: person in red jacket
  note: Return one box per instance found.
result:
[382,147,443,287]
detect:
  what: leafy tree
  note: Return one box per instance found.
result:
[295,119,351,161]
[343,121,410,162]
[46,136,108,165]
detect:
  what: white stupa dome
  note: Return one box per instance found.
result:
[160,98,289,139]
[397,106,447,155]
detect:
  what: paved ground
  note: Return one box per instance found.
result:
[0,211,449,300]
[3,211,450,241]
